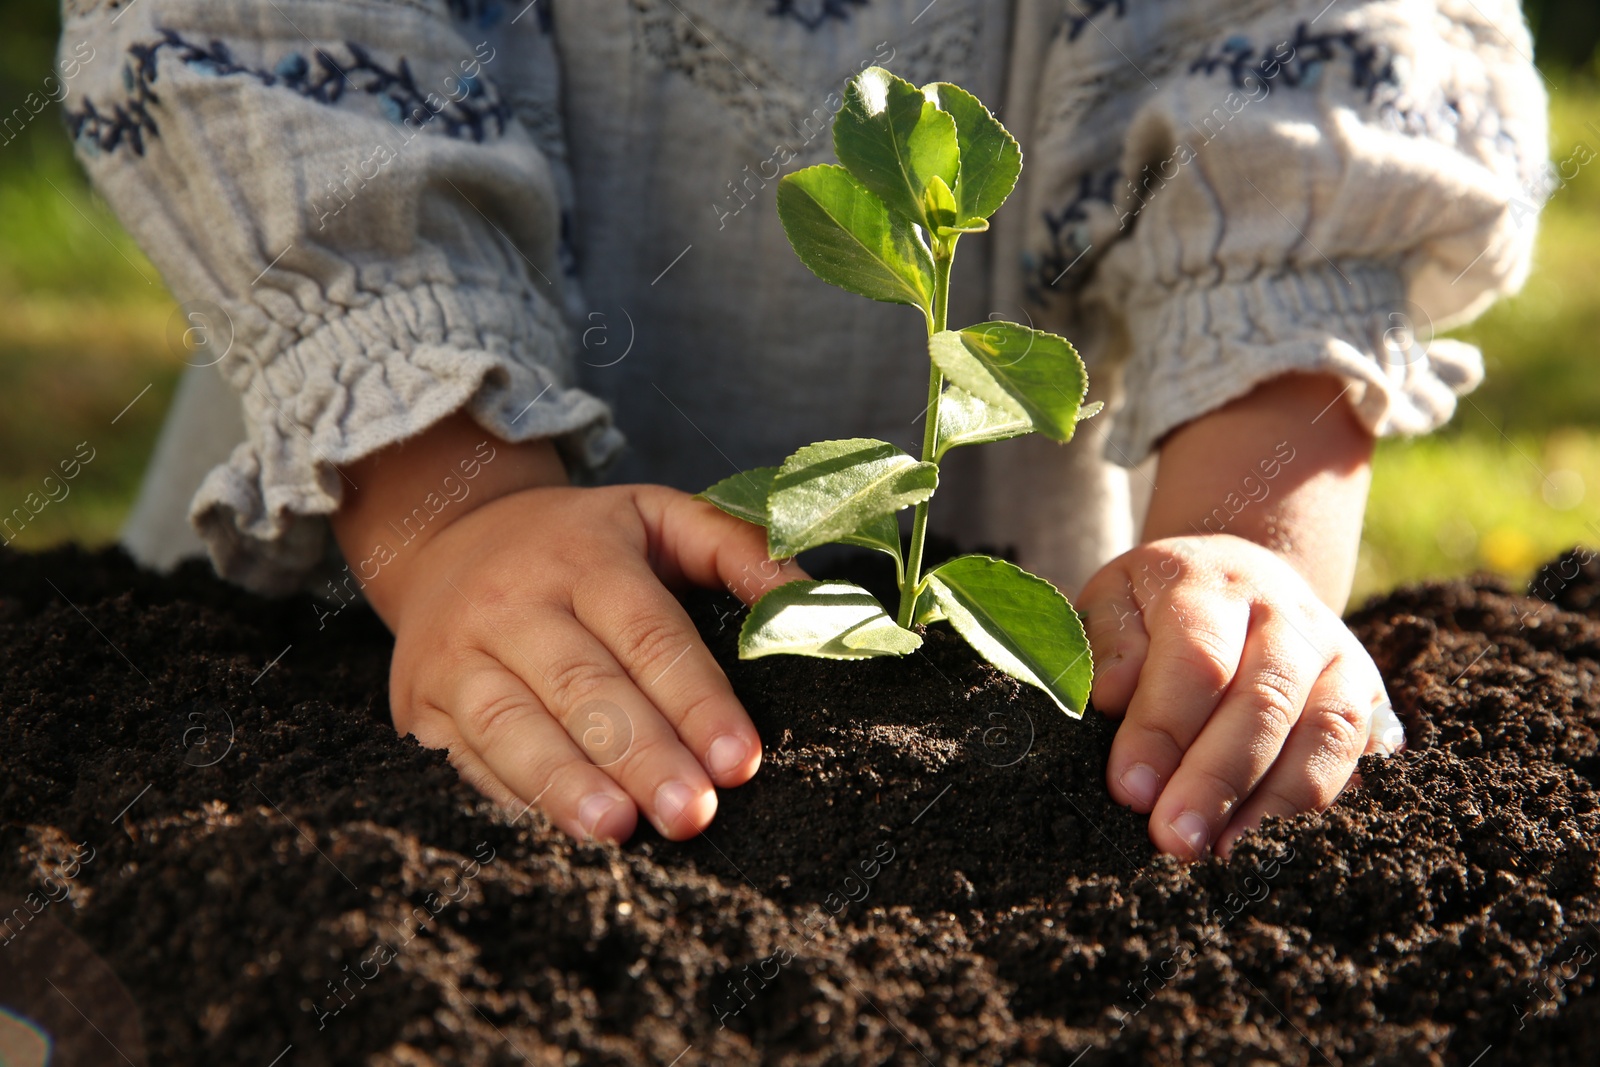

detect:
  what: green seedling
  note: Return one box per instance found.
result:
[697,68,1100,716]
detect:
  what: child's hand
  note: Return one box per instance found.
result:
[332,414,804,843]
[1079,534,1395,859]
[1076,370,1398,860]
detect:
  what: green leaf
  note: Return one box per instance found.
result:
[937,217,990,240]
[927,82,1022,222]
[929,322,1088,441]
[767,438,938,558]
[698,467,902,570]
[842,513,905,571]
[934,391,1103,459]
[922,555,1093,716]
[912,581,944,626]
[935,386,1033,459]
[834,67,960,230]
[777,165,936,311]
[922,174,960,231]
[740,580,922,660]
[696,467,777,526]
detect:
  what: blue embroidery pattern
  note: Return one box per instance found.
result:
[66,31,512,156]
[1189,21,1399,100]
[445,0,501,29]
[1064,0,1127,43]
[767,0,870,30]
[1029,165,1120,303]
[446,0,551,33]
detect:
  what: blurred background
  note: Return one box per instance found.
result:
[1,0,1595,602]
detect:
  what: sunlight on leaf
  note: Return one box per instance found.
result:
[922,555,1093,716]
[740,581,922,660]
[696,467,777,527]
[835,66,961,230]
[930,323,1088,442]
[767,438,937,558]
[777,165,936,311]
[926,81,1022,222]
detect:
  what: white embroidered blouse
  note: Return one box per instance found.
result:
[61,0,1547,595]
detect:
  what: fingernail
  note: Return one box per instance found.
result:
[577,793,621,837]
[1371,702,1407,755]
[707,734,749,778]
[654,780,697,831]
[1171,811,1210,858]
[1119,763,1161,808]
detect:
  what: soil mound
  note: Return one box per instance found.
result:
[2,545,1598,1065]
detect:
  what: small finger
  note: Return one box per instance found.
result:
[1216,655,1378,856]
[434,661,638,841]
[513,614,720,840]
[1147,605,1328,859]
[1105,591,1250,813]
[575,564,762,787]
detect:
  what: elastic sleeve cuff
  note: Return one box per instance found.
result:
[190,281,624,595]
[1107,262,1484,466]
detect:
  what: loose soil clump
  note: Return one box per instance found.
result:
[2,545,1599,1065]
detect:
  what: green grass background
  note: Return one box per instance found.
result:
[1,2,1597,602]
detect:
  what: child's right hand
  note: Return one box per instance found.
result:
[331,413,805,842]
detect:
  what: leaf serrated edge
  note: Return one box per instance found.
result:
[923,555,1092,717]
[776,165,935,311]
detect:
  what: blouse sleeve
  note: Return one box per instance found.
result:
[1052,0,1549,465]
[60,0,623,593]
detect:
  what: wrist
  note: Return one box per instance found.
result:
[330,412,570,627]
[1141,372,1372,611]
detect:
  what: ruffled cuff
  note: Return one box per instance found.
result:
[1107,262,1484,466]
[191,281,624,595]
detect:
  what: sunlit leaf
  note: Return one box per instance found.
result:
[922,174,960,231]
[696,467,777,526]
[777,165,936,311]
[929,322,1088,441]
[835,66,961,229]
[926,81,1022,221]
[698,466,902,569]
[740,580,922,660]
[844,514,905,570]
[922,555,1093,716]
[935,386,1033,459]
[767,438,938,558]
[935,391,1103,458]
[937,217,990,240]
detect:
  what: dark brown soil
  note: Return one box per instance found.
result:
[3,543,1600,1066]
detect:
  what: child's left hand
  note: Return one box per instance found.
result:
[1073,370,1404,861]
[1079,533,1397,860]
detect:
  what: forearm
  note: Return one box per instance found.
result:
[330,413,569,628]
[1141,372,1374,612]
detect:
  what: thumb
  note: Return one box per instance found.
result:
[633,485,810,605]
